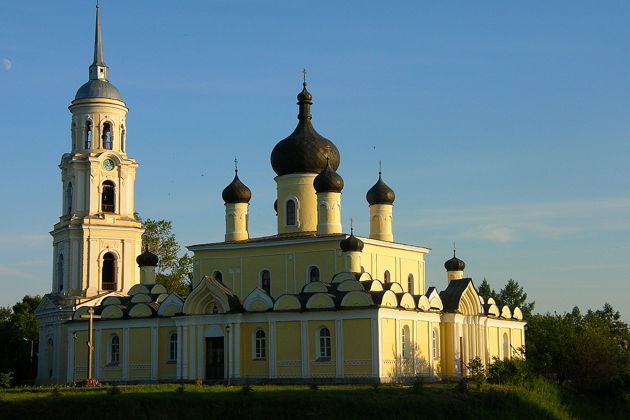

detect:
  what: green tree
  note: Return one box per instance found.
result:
[477,278,499,302]
[0,295,41,384]
[496,279,535,318]
[137,216,192,295]
[526,303,630,394]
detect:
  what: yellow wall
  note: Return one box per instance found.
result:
[275,321,302,377]
[99,328,122,380]
[381,318,396,378]
[342,319,372,376]
[129,327,151,380]
[158,327,177,379]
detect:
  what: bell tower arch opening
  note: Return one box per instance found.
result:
[102,252,117,291]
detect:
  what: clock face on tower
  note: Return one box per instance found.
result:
[102,159,115,171]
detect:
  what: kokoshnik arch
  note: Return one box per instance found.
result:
[35,5,525,384]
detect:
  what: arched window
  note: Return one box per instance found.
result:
[109,335,120,365]
[407,274,414,294]
[102,252,117,291]
[85,120,92,149]
[309,266,320,283]
[384,270,391,283]
[260,270,271,294]
[102,122,113,150]
[402,325,411,359]
[502,332,510,360]
[57,254,64,293]
[286,199,296,226]
[66,182,73,215]
[168,332,177,362]
[254,329,266,360]
[432,327,440,359]
[102,181,115,213]
[212,270,223,283]
[317,327,332,359]
[360,266,365,273]
[121,125,126,152]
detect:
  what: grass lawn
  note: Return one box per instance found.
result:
[0,381,628,420]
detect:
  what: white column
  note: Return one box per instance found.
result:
[197,325,203,380]
[122,328,129,381]
[176,325,183,380]
[182,326,189,379]
[150,326,158,381]
[335,320,343,378]
[269,321,277,378]
[300,321,309,378]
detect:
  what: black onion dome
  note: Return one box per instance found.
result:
[136,247,159,267]
[444,252,466,271]
[222,171,251,204]
[314,159,344,193]
[340,232,364,252]
[270,83,340,176]
[366,173,395,205]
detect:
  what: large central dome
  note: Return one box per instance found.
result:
[271,83,340,176]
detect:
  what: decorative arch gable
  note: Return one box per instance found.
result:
[336,279,364,292]
[398,293,416,310]
[101,305,124,319]
[500,305,512,319]
[306,293,335,310]
[157,294,184,317]
[340,291,373,308]
[380,290,398,308]
[356,272,373,282]
[384,282,404,293]
[512,307,523,320]
[243,288,274,312]
[362,279,384,292]
[128,284,150,296]
[182,276,237,314]
[73,306,90,320]
[131,294,151,303]
[457,282,483,315]
[129,303,153,318]
[302,282,328,293]
[102,296,123,306]
[150,284,168,295]
[273,294,302,311]
[485,304,500,317]
[331,272,357,284]
[417,295,430,311]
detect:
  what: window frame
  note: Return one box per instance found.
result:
[407,273,414,294]
[432,327,440,359]
[253,328,266,360]
[108,334,120,366]
[260,269,271,294]
[212,270,223,283]
[102,121,113,150]
[317,326,332,361]
[402,325,411,359]
[101,180,116,213]
[308,265,320,283]
[285,198,297,226]
[384,270,391,283]
[168,331,177,363]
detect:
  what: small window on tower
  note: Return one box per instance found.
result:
[212,270,223,283]
[309,266,320,283]
[101,181,115,213]
[66,182,73,215]
[121,125,126,152]
[260,270,271,294]
[384,270,391,283]
[102,122,113,150]
[102,252,117,291]
[85,121,92,149]
[286,199,296,226]
[407,274,414,294]
[57,254,64,293]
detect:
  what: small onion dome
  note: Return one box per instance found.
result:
[136,247,159,267]
[270,82,340,176]
[340,232,364,253]
[222,171,251,204]
[366,173,395,205]
[444,252,465,271]
[314,159,344,193]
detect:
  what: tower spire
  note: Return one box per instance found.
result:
[89,2,109,81]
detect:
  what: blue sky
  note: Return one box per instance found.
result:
[1,1,628,318]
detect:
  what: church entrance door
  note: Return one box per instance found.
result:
[205,337,225,380]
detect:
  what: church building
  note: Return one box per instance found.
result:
[35,6,525,384]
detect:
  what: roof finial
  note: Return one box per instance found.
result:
[350,217,354,235]
[234,157,238,173]
[302,67,307,85]
[453,241,456,257]
[89,1,108,81]
[379,160,382,176]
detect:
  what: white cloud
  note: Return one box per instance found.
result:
[398,197,630,243]
[3,59,12,71]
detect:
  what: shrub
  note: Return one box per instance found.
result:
[457,378,469,393]
[108,385,121,395]
[488,357,530,386]
[0,371,13,388]
[240,384,252,394]
[466,357,486,390]
[411,376,424,394]
[175,385,185,394]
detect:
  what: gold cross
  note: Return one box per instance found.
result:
[80,307,101,381]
